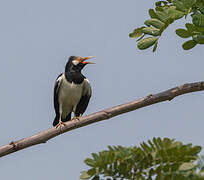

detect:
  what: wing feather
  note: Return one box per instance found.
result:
[53,73,63,115]
[75,79,92,116]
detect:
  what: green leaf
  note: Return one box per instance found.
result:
[137,37,158,50]
[149,9,159,19]
[87,168,96,176]
[197,37,204,44]
[197,0,204,14]
[176,29,191,38]
[155,10,169,22]
[165,8,185,20]
[92,153,99,161]
[192,13,204,27]
[172,0,186,12]
[157,137,163,149]
[84,158,95,167]
[144,18,165,29]
[155,1,168,7]
[80,171,92,179]
[129,27,145,38]
[182,40,197,50]
[185,23,195,33]
[141,142,151,153]
[148,139,156,151]
[172,0,196,14]
[189,146,202,155]
[142,27,161,36]
[172,141,182,147]
[163,138,172,148]
[182,0,196,10]
[153,137,160,149]
[108,145,114,151]
[179,162,196,171]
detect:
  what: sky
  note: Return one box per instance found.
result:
[0,0,203,179]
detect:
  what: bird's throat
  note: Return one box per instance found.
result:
[65,71,85,84]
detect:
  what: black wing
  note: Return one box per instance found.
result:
[53,73,63,115]
[75,79,92,116]
[53,73,63,126]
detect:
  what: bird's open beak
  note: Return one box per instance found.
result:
[80,56,96,64]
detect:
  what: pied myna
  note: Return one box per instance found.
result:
[53,56,95,128]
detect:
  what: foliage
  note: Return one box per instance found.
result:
[129,0,204,51]
[80,137,204,180]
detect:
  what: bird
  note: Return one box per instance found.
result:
[53,56,95,128]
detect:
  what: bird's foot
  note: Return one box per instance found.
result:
[55,121,66,131]
[72,116,81,121]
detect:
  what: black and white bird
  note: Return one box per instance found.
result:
[53,56,95,128]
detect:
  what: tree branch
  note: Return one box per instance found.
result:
[0,81,204,158]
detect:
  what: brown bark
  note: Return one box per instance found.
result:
[0,81,203,158]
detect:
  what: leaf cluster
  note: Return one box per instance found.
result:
[129,0,204,51]
[80,137,203,180]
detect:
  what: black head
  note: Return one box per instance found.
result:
[65,56,95,73]
[64,56,95,84]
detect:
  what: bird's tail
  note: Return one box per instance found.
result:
[53,115,59,126]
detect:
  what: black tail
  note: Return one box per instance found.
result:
[53,115,59,126]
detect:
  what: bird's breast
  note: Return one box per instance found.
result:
[58,76,84,116]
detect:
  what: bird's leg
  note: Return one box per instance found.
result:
[55,116,65,130]
[72,113,82,121]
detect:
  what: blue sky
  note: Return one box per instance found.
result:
[0,0,203,179]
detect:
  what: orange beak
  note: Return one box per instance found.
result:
[79,56,96,64]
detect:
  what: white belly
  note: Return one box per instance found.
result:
[58,77,84,118]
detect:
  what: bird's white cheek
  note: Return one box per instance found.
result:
[72,60,80,65]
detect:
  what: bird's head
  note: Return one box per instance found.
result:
[65,56,95,72]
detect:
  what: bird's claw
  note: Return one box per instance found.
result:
[72,116,81,121]
[55,121,66,131]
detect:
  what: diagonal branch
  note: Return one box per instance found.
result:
[0,81,204,158]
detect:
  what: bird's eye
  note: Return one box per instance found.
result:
[72,60,80,65]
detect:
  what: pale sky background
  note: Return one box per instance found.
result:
[0,0,203,179]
